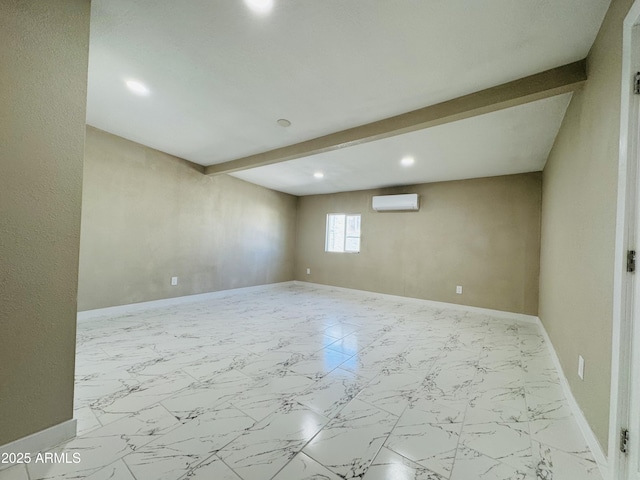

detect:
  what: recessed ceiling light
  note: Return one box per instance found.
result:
[314,172,324,179]
[401,156,415,167]
[245,0,273,14]
[125,79,150,96]
[277,118,291,127]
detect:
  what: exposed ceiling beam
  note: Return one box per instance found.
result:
[205,59,586,176]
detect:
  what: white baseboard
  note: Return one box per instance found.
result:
[295,281,607,474]
[79,280,536,323]
[293,280,539,323]
[535,318,609,478]
[74,279,607,476]
[0,419,76,457]
[77,281,296,321]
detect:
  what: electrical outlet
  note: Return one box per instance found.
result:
[578,355,585,380]
[456,285,463,295]
[171,276,178,286]
[306,268,311,275]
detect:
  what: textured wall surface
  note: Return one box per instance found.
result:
[77,127,297,311]
[539,0,633,452]
[0,0,90,445]
[295,173,542,315]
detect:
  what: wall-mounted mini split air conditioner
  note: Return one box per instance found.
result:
[371,193,419,211]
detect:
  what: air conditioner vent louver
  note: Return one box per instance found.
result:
[372,193,419,211]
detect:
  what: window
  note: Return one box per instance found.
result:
[326,214,361,253]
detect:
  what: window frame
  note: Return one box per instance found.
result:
[325,213,361,254]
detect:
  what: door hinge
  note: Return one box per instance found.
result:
[621,428,630,454]
[628,250,636,273]
[635,72,640,94]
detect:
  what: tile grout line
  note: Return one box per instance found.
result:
[520,324,537,477]
[446,325,487,479]
[62,283,601,480]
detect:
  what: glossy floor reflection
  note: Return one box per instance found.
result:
[2,283,602,480]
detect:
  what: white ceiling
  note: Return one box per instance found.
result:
[87,0,610,195]
[232,93,573,196]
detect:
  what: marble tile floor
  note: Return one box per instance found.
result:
[1,283,603,480]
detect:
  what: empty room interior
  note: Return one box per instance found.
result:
[2,0,639,479]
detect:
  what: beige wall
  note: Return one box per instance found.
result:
[539,0,633,452]
[295,173,542,315]
[78,127,297,311]
[0,1,90,445]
